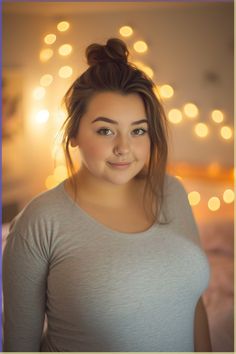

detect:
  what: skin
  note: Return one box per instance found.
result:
[70,91,150,208]
[68,90,212,351]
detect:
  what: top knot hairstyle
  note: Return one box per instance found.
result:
[62,38,169,223]
[86,38,129,66]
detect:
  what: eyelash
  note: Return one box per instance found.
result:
[96,128,148,136]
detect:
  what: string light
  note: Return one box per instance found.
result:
[223,189,234,203]
[35,109,49,124]
[168,109,183,124]
[58,44,72,56]
[40,74,53,87]
[58,66,73,79]
[208,197,220,211]
[220,126,233,140]
[54,165,68,182]
[119,26,133,37]
[39,48,53,62]
[183,103,199,118]
[211,109,224,123]
[188,191,201,206]
[45,175,58,189]
[44,34,56,45]
[133,41,148,53]
[57,21,70,32]
[159,84,174,99]
[194,123,209,138]
[33,86,46,100]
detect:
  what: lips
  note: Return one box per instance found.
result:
[107,161,132,169]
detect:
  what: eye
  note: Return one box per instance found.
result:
[96,128,114,136]
[131,128,148,136]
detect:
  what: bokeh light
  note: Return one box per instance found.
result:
[40,74,53,87]
[40,48,53,62]
[44,34,56,45]
[133,41,148,53]
[168,109,183,124]
[58,66,73,78]
[58,44,72,56]
[208,197,221,211]
[183,103,199,118]
[57,21,70,32]
[194,123,209,138]
[188,191,201,206]
[211,109,224,123]
[223,189,234,203]
[119,26,133,37]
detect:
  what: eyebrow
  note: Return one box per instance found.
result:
[91,117,148,125]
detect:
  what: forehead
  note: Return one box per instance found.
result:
[85,91,146,121]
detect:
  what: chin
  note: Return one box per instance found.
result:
[105,171,142,185]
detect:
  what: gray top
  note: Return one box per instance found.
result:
[3,175,210,352]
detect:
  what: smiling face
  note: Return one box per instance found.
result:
[71,91,151,186]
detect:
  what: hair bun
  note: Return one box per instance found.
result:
[86,38,129,66]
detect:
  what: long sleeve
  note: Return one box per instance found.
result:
[3,230,48,351]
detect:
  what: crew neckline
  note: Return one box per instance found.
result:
[58,180,160,237]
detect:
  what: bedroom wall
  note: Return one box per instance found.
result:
[2,2,234,224]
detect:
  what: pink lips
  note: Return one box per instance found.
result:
[107,161,132,169]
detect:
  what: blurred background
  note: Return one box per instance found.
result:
[2,1,234,351]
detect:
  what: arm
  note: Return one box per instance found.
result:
[3,231,48,351]
[194,297,212,352]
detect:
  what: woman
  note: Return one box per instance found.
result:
[3,38,212,352]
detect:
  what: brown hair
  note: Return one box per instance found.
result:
[62,38,168,223]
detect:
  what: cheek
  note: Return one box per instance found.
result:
[79,138,111,160]
[134,138,150,159]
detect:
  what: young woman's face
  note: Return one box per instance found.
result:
[71,91,150,185]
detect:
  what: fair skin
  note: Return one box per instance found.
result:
[67,91,153,233]
[66,91,212,351]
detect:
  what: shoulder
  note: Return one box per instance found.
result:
[10,182,66,237]
[162,174,200,243]
[163,174,188,201]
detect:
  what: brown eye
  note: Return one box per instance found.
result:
[96,128,114,136]
[131,128,147,136]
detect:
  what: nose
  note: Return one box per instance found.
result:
[113,134,130,156]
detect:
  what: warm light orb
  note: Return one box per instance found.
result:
[40,48,53,62]
[58,44,73,56]
[58,66,73,79]
[183,103,199,118]
[211,109,224,123]
[119,26,133,37]
[223,189,234,203]
[33,86,46,100]
[57,21,70,32]
[220,126,233,140]
[44,33,56,45]
[159,84,174,99]
[40,74,53,87]
[188,191,201,206]
[168,109,183,124]
[208,197,221,211]
[133,41,148,53]
[45,175,58,190]
[54,165,68,182]
[35,109,49,124]
[194,123,209,138]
